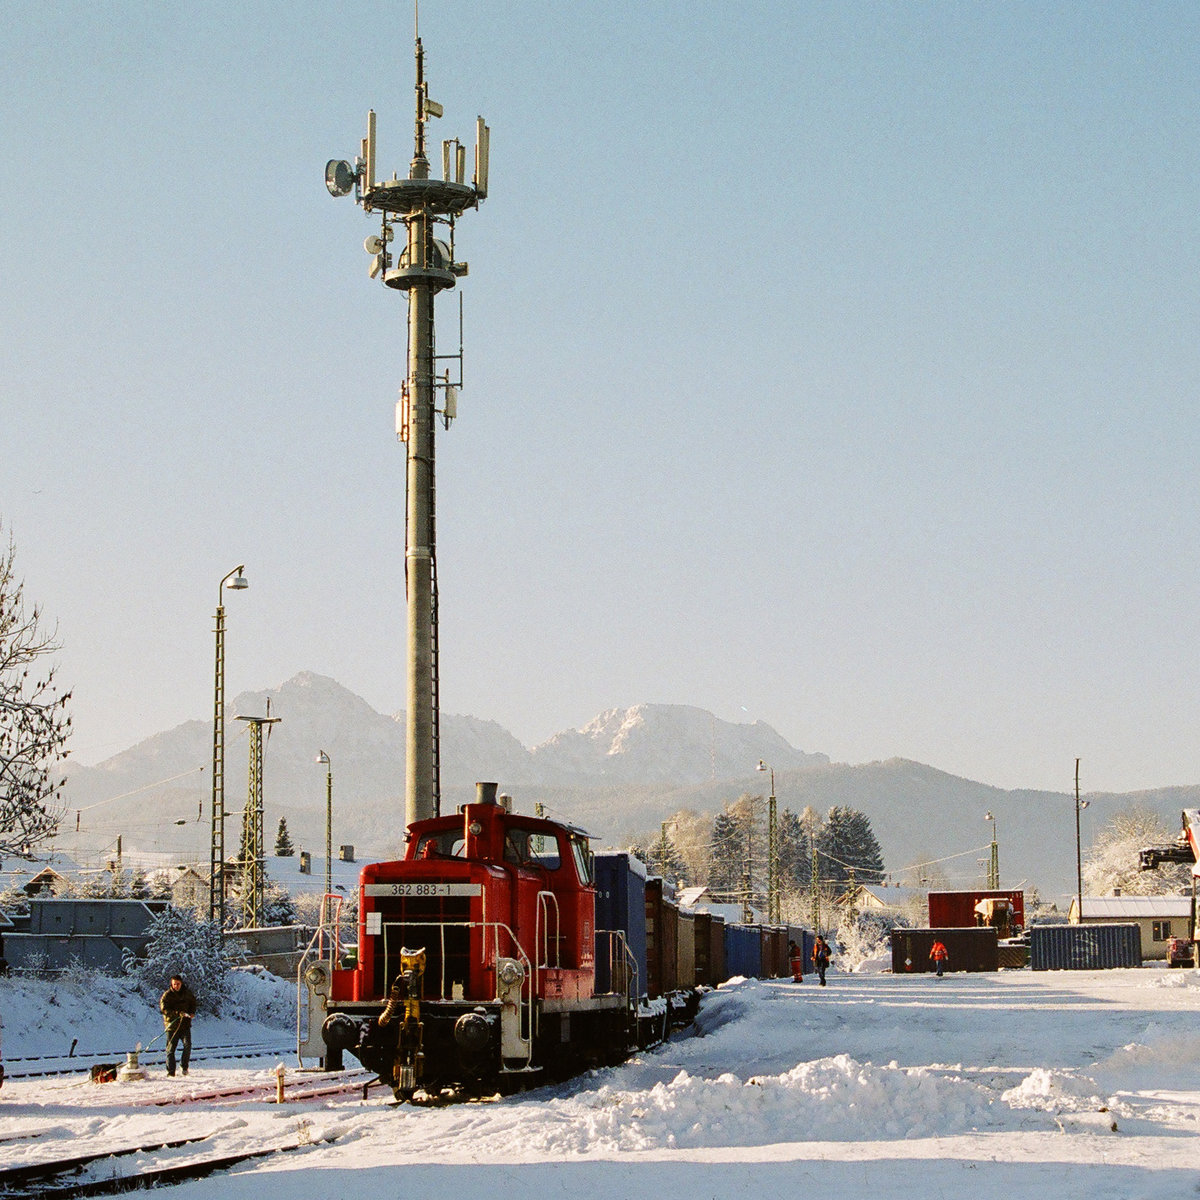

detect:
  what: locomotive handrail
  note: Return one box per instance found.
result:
[535,890,561,970]
[596,927,639,1006]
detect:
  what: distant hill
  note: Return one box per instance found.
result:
[58,671,1200,904]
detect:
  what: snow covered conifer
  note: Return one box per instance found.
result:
[123,905,233,1014]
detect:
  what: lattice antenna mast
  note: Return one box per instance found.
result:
[325,22,489,832]
[236,710,280,928]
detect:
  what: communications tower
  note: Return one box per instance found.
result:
[325,26,489,829]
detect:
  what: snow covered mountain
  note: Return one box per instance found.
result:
[56,671,1199,901]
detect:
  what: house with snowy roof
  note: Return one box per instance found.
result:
[1067,894,1194,961]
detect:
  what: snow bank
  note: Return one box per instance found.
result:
[0,966,294,1059]
[513,1056,1005,1151]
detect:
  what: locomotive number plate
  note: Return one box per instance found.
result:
[364,883,482,898]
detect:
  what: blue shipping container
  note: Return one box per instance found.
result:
[593,851,649,998]
[1030,923,1142,971]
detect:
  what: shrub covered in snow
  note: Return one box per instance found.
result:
[122,905,234,1014]
[835,907,911,972]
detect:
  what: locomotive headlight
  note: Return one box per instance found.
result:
[497,958,524,988]
[305,962,331,990]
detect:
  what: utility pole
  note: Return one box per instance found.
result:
[810,809,820,933]
[325,23,489,833]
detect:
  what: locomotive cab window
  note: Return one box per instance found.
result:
[415,831,467,858]
[569,834,593,884]
[504,825,562,870]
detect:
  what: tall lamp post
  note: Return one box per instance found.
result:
[984,810,999,889]
[757,760,779,924]
[1074,758,1089,921]
[209,565,248,929]
[317,751,333,925]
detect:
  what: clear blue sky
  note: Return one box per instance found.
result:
[3,2,1198,793]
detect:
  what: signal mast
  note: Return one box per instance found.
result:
[325,25,489,829]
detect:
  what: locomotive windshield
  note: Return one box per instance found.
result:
[414,830,466,858]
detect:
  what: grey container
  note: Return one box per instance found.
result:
[1030,923,1142,971]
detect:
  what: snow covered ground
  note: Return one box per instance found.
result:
[2,963,1198,1198]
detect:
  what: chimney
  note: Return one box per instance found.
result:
[476,781,498,806]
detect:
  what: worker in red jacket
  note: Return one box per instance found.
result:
[930,940,949,978]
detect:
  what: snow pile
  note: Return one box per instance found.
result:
[1000,1067,1110,1114]
[1090,1028,1200,1092]
[525,1057,1003,1151]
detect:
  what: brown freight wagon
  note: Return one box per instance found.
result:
[760,926,787,978]
[708,913,726,984]
[645,878,680,996]
[676,909,696,988]
[890,927,999,974]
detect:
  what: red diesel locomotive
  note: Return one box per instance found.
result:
[301,782,635,1099]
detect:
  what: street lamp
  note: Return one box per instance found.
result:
[1074,759,1090,921]
[757,760,779,924]
[317,750,333,958]
[984,810,999,889]
[210,565,248,929]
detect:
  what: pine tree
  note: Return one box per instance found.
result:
[777,808,810,892]
[708,808,744,900]
[274,816,295,857]
[817,806,885,896]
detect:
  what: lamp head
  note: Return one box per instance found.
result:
[316,751,331,766]
[984,811,994,822]
[757,760,767,772]
[227,568,248,591]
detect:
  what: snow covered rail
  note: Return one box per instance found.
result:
[3,1040,293,1080]
[131,1066,379,1107]
[0,1129,340,1198]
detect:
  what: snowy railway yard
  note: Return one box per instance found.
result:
[1,966,1198,1199]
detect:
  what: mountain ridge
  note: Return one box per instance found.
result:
[57,671,1200,902]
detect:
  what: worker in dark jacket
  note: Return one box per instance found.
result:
[812,935,831,986]
[160,975,196,1077]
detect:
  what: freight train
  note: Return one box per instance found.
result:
[298,782,800,1100]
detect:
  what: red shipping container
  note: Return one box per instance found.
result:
[927,890,1025,934]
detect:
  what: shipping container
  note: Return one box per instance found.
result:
[927,890,1025,933]
[890,927,999,974]
[724,921,762,979]
[1030,923,1142,971]
[593,851,648,998]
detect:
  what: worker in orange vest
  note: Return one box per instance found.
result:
[930,940,949,978]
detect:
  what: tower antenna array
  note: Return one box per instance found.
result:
[325,26,490,830]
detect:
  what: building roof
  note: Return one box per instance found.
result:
[1072,895,1193,920]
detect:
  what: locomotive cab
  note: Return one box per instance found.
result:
[306,782,630,1098]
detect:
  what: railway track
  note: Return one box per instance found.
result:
[3,1041,293,1081]
[0,1127,340,1199]
[130,1067,381,1107]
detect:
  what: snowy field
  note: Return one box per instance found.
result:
[2,964,1198,1198]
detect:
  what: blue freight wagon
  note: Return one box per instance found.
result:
[593,851,649,998]
[723,921,762,979]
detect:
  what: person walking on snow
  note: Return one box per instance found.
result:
[930,940,949,978]
[812,935,831,986]
[160,975,196,1076]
